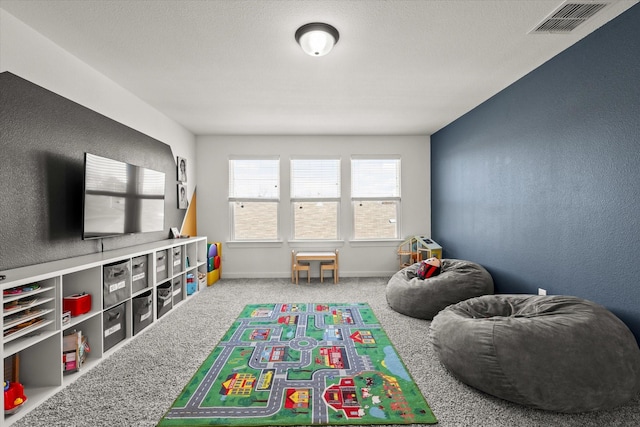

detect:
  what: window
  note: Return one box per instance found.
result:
[351,157,401,239]
[290,158,340,240]
[228,158,279,240]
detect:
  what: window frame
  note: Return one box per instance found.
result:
[228,156,280,242]
[350,156,402,241]
[289,157,341,241]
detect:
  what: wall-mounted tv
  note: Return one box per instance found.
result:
[83,153,165,239]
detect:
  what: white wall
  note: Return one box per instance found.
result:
[0,9,197,191]
[1,10,432,278]
[196,135,431,278]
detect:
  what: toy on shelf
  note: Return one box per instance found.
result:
[63,329,89,373]
[397,236,442,269]
[4,354,27,415]
[4,380,27,414]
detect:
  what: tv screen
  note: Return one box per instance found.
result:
[83,153,165,239]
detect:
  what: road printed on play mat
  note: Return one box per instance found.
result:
[158,303,437,426]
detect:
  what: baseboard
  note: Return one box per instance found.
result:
[220,271,396,279]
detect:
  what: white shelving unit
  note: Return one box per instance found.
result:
[0,236,207,426]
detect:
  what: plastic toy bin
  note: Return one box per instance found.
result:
[186,273,197,295]
[156,281,172,319]
[156,250,168,281]
[103,259,131,309]
[131,255,148,293]
[132,290,153,335]
[63,293,91,317]
[103,302,126,351]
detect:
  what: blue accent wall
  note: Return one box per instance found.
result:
[431,5,640,342]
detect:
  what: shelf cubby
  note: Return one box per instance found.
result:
[0,236,207,426]
[3,277,59,355]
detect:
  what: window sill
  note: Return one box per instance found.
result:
[348,239,403,247]
[226,240,284,248]
[289,240,345,249]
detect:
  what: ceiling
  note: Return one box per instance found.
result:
[1,0,637,136]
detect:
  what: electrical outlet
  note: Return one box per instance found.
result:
[538,288,547,296]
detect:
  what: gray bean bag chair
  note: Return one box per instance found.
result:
[386,258,494,320]
[430,294,640,413]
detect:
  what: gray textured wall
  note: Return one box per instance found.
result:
[0,72,185,270]
[431,5,640,341]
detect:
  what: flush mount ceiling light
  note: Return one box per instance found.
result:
[295,22,339,56]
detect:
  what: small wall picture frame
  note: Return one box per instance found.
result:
[177,156,187,182]
[178,183,188,209]
[170,227,180,239]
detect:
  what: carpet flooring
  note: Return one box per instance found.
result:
[11,278,640,427]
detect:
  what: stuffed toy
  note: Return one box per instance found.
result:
[417,257,442,279]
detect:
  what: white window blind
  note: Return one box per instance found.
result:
[229,158,279,199]
[351,157,401,240]
[228,158,280,241]
[291,158,340,240]
[291,159,340,198]
[351,158,400,198]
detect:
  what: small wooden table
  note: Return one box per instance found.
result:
[294,251,339,284]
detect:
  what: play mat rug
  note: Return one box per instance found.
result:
[157,303,437,426]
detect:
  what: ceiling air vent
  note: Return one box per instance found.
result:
[531,2,608,33]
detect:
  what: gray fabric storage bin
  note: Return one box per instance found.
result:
[131,255,149,293]
[132,290,153,335]
[103,260,131,309]
[156,250,168,281]
[157,281,172,318]
[173,276,183,305]
[172,246,182,273]
[103,302,126,351]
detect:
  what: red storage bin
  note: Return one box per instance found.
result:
[63,293,92,317]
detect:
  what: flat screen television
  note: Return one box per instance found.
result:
[83,153,165,239]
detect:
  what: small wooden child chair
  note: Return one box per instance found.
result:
[291,250,310,284]
[320,249,339,284]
